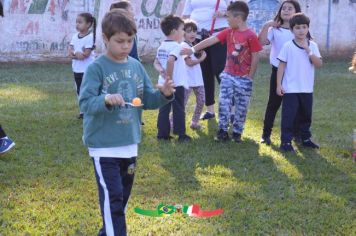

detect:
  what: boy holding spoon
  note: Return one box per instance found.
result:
[79,10,175,236]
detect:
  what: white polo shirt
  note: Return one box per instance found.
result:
[156,40,189,89]
[278,40,321,93]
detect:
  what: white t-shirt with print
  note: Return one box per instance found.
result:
[182,0,229,32]
[267,27,294,67]
[278,40,321,93]
[70,32,95,73]
[156,40,189,89]
[181,41,204,87]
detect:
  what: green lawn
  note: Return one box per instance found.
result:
[0,60,355,235]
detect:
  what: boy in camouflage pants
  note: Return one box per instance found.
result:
[182,1,262,142]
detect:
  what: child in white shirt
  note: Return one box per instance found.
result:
[182,20,207,130]
[69,12,96,119]
[154,15,192,142]
[276,13,322,152]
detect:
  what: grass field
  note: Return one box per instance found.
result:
[0,60,355,235]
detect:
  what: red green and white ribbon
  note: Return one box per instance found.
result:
[134,204,224,218]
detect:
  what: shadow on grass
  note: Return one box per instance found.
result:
[151,132,356,234]
[276,142,356,202]
[152,134,296,231]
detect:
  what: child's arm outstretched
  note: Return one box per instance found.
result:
[181,36,220,56]
[276,62,286,96]
[258,20,279,45]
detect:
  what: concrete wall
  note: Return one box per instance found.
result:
[0,0,355,62]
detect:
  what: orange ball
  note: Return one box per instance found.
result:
[132,97,142,106]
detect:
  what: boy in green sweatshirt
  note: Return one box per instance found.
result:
[79,9,175,236]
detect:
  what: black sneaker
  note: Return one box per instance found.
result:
[200,112,215,120]
[231,132,241,143]
[302,139,319,149]
[214,129,229,141]
[157,135,173,141]
[260,135,271,145]
[178,134,192,142]
[77,113,84,119]
[280,142,295,152]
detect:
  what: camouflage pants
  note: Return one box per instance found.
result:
[218,73,253,134]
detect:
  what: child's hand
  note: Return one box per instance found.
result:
[68,51,75,58]
[199,51,207,61]
[266,20,280,28]
[157,76,175,97]
[301,40,311,53]
[104,94,125,106]
[276,85,284,96]
[181,47,193,56]
[75,52,85,60]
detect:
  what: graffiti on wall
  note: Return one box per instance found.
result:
[135,0,184,58]
[1,0,99,56]
[1,0,281,60]
[141,0,181,18]
[247,0,279,34]
[5,0,98,19]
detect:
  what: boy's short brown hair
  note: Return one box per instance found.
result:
[110,0,131,11]
[227,1,249,21]
[160,14,184,36]
[102,9,137,39]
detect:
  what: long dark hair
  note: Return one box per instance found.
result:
[78,12,96,49]
[274,0,301,24]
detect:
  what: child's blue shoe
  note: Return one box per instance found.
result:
[0,137,15,155]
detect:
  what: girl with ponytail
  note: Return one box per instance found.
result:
[69,12,96,119]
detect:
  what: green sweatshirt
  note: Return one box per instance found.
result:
[79,55,171,148]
